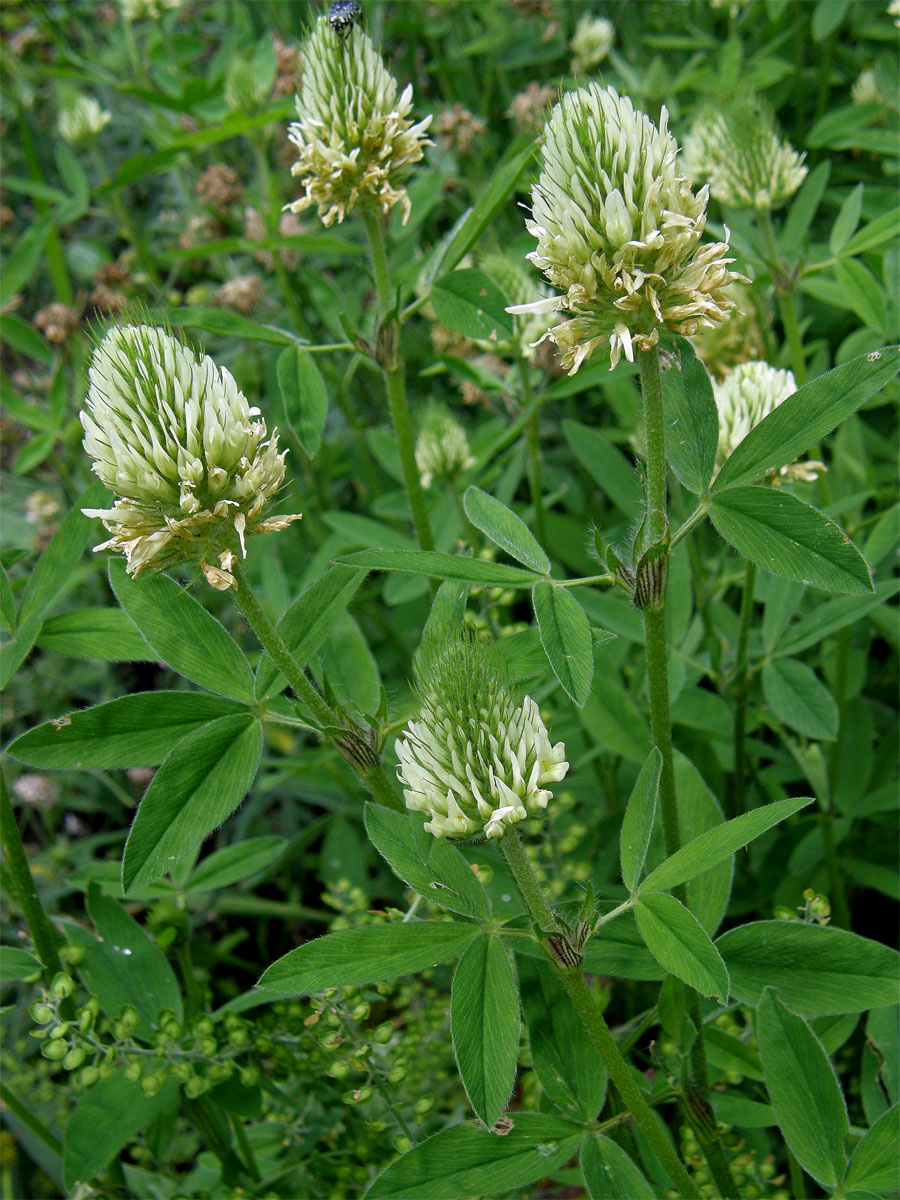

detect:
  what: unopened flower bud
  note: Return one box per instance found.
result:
[415,405,474,489]
[58,95,110,146]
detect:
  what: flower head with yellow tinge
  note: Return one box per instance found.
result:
[509,84,741,374]
[80,324,300,586]
[286,16,431,227]
[415,405,474,489]
[396,634,568,840]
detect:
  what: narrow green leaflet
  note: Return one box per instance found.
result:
[640,797,812,894]
[36,607,152,662]
[583,911,665,981]
[717,921,900,1016]
[0,567,15,633]
[709,487,873,595]
[451,936,520,1127]
[777,579,900,657]
[0,946,42,981]
[582,1132,654,1200]
[762,658,839,740]
[364,804,491,921]
[187,837,285,892]
[757,988,850,1188]
[0,617,42,691]
[63,1074,179,1191]
[829,183,864,255]
[340,548,542,587]
[18,480,109,627]
[463,486,550,574]
[259,922,480,994]
[620,748,662,892]
[277,344,328,457]
[255,564,367,699]
[110,560,255,702]
[431,269,514,342]
[532,582,594,707]
[659,334,719,496]
[518,955,607,1121]
[844,1104,900,1195]
[7,692,245,770]
[713,346,900,492]
[122,713,262,893]
[562,420,642,516]
[363,1115,581,1200]
[634,892,730,1001]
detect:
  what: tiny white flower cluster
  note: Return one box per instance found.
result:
[570,14,615,74]
[714,361,824,483]
[58,96,111,146]
[118,0,182,20]
[510,84,740,373]
[396,637,569,840]
[682,98,807,213]
[286,16,431,227]
[415,407,474,489]
[81,325,300,583]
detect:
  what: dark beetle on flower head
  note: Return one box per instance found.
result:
[328,0,362,38]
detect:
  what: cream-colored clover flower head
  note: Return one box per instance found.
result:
[80,324,300,585]
[396,635,568,840]
[682,97,807,213]
[225,57,271,115]
[714,361,824,483]
[286,16,431,227]
[118,0,182,20]
[570,14,614,74]
[58,96,111,146]
[890,0,900,27]
[851,69,883,106]
[510,84,741,374]
[415,405,474,489]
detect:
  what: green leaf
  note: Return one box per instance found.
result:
[634,892,730,1001]
[463,486,549,574]
[711,1094,776,1128]
[562,420,642,516]
[0,617,42,690]
[660,334,719,495]
[583,911,665,981]
[321,611,380,715]
[582,1132,654,1200]
[153,304,298,345]
[757,988,849,1188]
[19,481,109,627]
[0,313,53,364]
[532,582,594,706]
[431,269,514,342]
[13,431,57,475]
[36,607,152,661]
[829,184,864,256]
[762,658,839,740]
[640,797,813,895]
[717,922,900,1016]
[0,214,54,308]
[518,955,607,1121]
[339,548,542,587]
[713,347,900,492]
[6,692,245,769]
[277,344,328,457]
[363,1114,581,1200]
[0,567,15,633]
[122,713,262,893]
[0,946,42,981]
[709,487,873,595]
[844,1104,900,1194]
[364,804,491,921]
[812,0,849,38]
[63,1074,179,1191]
[255,564,367,700]
[776,579,900,657]
[844,208,900,256]
[258,922,480,994]
[109,559,255,703]
[620,748,662,893]
[187,837,285,892]
[834,260,886,333]
[451,936,520,1127]
[782,161,830,258]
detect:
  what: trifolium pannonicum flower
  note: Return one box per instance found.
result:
[285,15,431,227]
[714,361,824,483]
[395,634,569,840]
[510,84,741,374]
[570,14,614,74]
[415,405,475,489]
[80,324,300,586]
[682,96,807,214]
[57,96,111,146]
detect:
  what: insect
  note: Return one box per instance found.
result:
[328,0,362,39]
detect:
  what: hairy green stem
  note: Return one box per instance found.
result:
[230,561,404,812]
[729,559,757,820]
[499,831,701,1200]
[0,771,63,977]
[361,208,434,552]
[518,357,546,545]
[638,345,739,1200]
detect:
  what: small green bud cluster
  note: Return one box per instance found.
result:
[678,1122,786,1199]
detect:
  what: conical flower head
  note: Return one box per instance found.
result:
[58,95,111,146]
[80,324,300,584]
[396,635,569,840]
[286,16,431,227]
[714,360,824,482]
[511,84,741,373]
[682,96,807,213]
[415,405,474,489]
